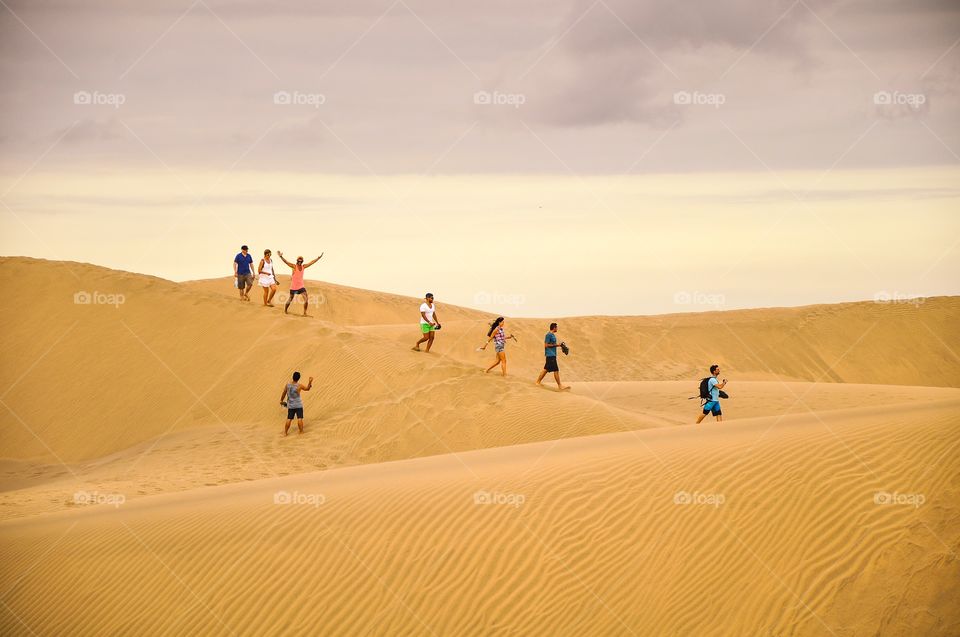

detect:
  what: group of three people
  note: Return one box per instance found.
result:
[233,245,322,315]
[412,293,570,390]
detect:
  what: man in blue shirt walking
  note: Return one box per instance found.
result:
[234,244,254,301]
[696,364,728,423]
[536,322,570,391]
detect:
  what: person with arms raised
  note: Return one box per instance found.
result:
[279,251,323,316]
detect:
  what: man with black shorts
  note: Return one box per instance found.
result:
[536,322,569,391]
[280,371,314,435]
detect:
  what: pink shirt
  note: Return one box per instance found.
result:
[291,266,305,289]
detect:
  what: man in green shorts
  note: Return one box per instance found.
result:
[412,293,440,353]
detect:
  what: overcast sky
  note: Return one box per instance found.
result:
[1,0,958,314]
[1,0,958,173]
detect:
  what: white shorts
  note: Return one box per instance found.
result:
[259,275,276,288]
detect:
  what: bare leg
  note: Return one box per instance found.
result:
[297,418,304,434]
[267,285,277,306]
[536,369,547,385]
[245,282,253,300]
[284,419,292,436]
[302,294,309,316]
[499,352,507,376]
[716,415,723,423]
[412,333,429,351]
[485,354,500,373]
[285,294,293,314]
[262,286,269,305]
[425,332,435,353]
[696,412,707,424]
[554,372,569,391]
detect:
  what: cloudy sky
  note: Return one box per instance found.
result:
[1,0,958,315]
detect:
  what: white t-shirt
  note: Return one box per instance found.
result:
[419,302,436,325]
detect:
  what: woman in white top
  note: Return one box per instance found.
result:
[258,249,279,306]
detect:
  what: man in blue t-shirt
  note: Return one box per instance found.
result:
[536,322,570,391]
[696,364,728,423]
[233,245,254,301]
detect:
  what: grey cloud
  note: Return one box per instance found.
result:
[0,0,957,172]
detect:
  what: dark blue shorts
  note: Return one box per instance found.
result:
[703,401,721,416]
[544,356,559,372]
[287,407,304,419]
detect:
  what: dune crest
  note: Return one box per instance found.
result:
[1,257,958,635]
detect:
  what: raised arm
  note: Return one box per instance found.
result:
[299,377,314,392]
[303,253,324,268]
[277,251,295,268]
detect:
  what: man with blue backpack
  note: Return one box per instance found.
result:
[695,364,728,423]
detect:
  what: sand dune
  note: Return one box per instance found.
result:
[1,257,959,635]
[2,257,958,465]
[3,380,955,521]
[2,399,958,636]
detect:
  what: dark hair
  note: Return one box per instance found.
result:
[425,292,434,299]
[710,364,719,374]
[292,371,301,381]
[549,322,558,330]
[487,317,504,337]
[241,245,248,250]
[264,249,271,255]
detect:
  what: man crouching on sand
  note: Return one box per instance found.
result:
[281,371,313,435]
[536,322,570,391]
